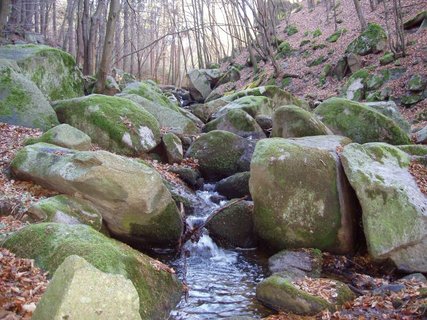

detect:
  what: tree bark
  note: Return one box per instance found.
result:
[0,0,11,37]
[95,0,121,93]
[352,0,367,31]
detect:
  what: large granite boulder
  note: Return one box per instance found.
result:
[272,105,331,138]
[215,171,251,199]
[186,130,256,180]
[212,96,275,119]
[204,109,266,139]
[32,255,142,320]
[10,143,183,246]
[118,93,199,135]
[0,62,59,130]
[0,44,84,100]
[346,23,387,56]
[364,101,411,134]
[186,69,222,102]
[3,223,182,319]
[249,136,358,254]
[25,124,91,150]
[53,94,161,155]
[314,98,411,145]
[341,143,427,272]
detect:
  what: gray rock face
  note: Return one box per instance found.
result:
[186,69,222,102]
[27,195,102,230]
[32,255,141,320]
[163,132,183,164]
[249,136,358,254]
[206,200,256,248]
[414,126,427,144]
[268,249,323,279]
[11,143,183,246]
[26,124,92,150]
[341,143,427,272]
[364,101,411,134]
[0,64,59,130]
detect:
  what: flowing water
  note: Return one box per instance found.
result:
[157,184,272,319]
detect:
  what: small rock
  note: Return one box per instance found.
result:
[414,126,427,144]
[268,249,323,279]
[215,172,251,200]
[401,273,427,283]
[163,132,183,164]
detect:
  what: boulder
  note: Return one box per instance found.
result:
[249,136,358,254]
[213,96,275,119]
[118,93,199,135]
[163,132,183,164]
[0,44,84,100]
[255,115,273,131]
[25,124,91,150]
[398,144,427,156]
[105,75,121,95]
[403,11,427,30]
[268,249,323,279]
[27,195,102,230]
[215,171,251,199]
[256,275,354,315]
[401,94,423,107]
[314,98,411,145]
[414,126,427,144]
[272,105,331,138]
[188,100,228,123]
[346,23,387,56]
[11,143,183,246]
[341,69,370,101]
[204,109,266,139]
[169,166,202,188]
[32,255,141,320]
[215,66,241,87]
[341,143,427,272]
[186,130,256,180]
[0,63,59,130]
[3,223,182,319]
[346,53,362,73]
[186,69,222,102]
[407,74,426,92]
[53,94,161,155]
[364,101,410,133]
[206,200,256,248]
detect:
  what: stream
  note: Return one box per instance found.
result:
[155,184,272,319]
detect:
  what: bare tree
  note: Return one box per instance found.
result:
[352,0,367,30]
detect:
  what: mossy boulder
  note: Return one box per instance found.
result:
[401,94,423,107]
[249,136,357,254]
[341,68,370,101]
[163,132,183,164]
[222,86,310,111]
[186,130,256,180]
[32,255,142,320]
[204,109,266,139]
[118,93,199,135]
[314,98,411,145]
[341,143,427,272]
[0,44,84,100]
[215,171,251,200]
[285,25,298,36]
[53,94,161,155]
[256,275,354,315]
[0,64,59,130]
[407,74,426,92]
[380,52,395,66]
[272,105,331,138]
[364,101,410,133]
[206,200,256,248]
[10,143,183,246]
[326,29,346,43]
[213,96,275,119]
[403,11,427,30]
[27,195,102,230]
[398,145,427,156]
[25,124,91,150]
[346,23,387,55]
[277,42,293,58]
[3,223,182,319]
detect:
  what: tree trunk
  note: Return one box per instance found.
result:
[0,0,11,37]
[95,0,121,93]
[352,0,367,31]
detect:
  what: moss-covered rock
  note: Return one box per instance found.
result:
[398,145,427,156]
[186,130,255,180]
[308,55,327,67]
[3,223,182,319]
[53,94,161,155]
[341,68,370,101]
[285,25,298,36]
[257,276,328,314]
[118,93,199,136]
[222,86,310,111]
[0,64,59,130]
[403,10,427,30]
[346,23,387,56]
[10,143,183,246]
[364,101,410,133]
[25,124,91,150]
[213,96,275,119]
[272,105,331,138]
[312,28,322,38]
[277,42,293,58]
[185,69,222,102]
[204,109,266,139]
[215,171,251,200]
[314,98,411,145]
[0,44,84,100]
[206,200,256,248]
[249,136,357,254]
[268,249,323,279]
[163,132,183,164]
[380,52,395,66]
[27,195,102,230]
[32,255,142,320]
[407,74,426,92]
[326,29,346,43]
[401,94,423,107]
[341,143,427,272]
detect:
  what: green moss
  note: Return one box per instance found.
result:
[3,223,182,320]
[398,145,427,156]
[308,55,327,67]
[326,29,346,43]
[285,25,298,36]
[299,39,311,47]
[277,42,293,58]
[312,43,327,50]
[282,77,292,87]
[380,52,395,65]
[346,23,387,55]
[10,148,28,170]
[312,28,322,38]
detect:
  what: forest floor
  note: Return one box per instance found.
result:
[217,0,427,128]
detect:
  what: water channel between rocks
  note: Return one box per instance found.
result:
[153,184,272,319]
